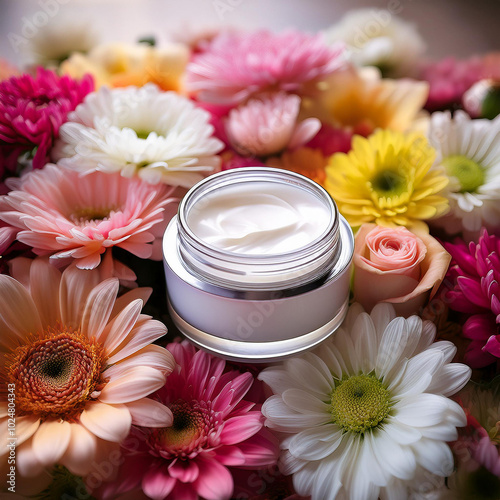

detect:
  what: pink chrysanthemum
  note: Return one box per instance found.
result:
[444,229,500,367]
[99,341,278,500]
[185,30,345,105]
[0,164,177,270]
[0,257,175,479]
[420,55,500,112]
[0,68,93,171]
[225,92,320,157]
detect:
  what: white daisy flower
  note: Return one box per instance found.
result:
[259,303,471,500]
[428,110,500,239]
[323,9,425,77]
[54,84,223,188]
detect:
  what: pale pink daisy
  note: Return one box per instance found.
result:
[0,257,175,479]
[99,340,279,500]
[185,30,345,105]
[225,92,320,158]
[0,164,178,270]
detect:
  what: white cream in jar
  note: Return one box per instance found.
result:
[163,167,354,362]
[186,182,330,255]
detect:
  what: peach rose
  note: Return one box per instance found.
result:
[353,224,451,317]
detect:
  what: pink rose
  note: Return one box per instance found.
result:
[353,224,451,317]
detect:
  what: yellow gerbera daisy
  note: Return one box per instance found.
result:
[325,130,449,229]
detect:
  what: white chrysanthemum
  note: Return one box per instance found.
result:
[428,110,500,238]
[54,84,223,187]
[323,9,425,77]
[259,303,471,500]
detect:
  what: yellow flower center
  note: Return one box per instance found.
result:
[442,155,485,193]
[330,374,391,433]
[71,207,114,224]
[6,329,106,421]
[149,400,211,458]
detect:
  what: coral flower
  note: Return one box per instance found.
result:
[0,68,93,170]
[0,258,175,478]
[325,130,449,229]
[444,230,500,368]
[185,30,345,105]
[0,164,177,269]
[225,92,320,157]
[304,67,429,136]
[100,341,278,500]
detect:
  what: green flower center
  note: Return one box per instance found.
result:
[136,130,152,140]
[371,169,406,196]
[442,155,485,193]
[330,374,391,433]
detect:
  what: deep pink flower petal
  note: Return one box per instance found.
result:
[462,314,496,341]
[457,277,492,309]
[484,334,500,357]
[220,413,263,445]
[168,459,200,483]
[193,457,233,500]
[143,465,177,500]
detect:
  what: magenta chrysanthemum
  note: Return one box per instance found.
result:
[185,30,345,105]
[0,164,177,270]
[444,230,500,367]
[0,68,93,171]
[100,341,278,500]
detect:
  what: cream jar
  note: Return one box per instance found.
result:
[163,167,353,362]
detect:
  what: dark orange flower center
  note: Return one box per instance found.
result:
[6,328,106,421]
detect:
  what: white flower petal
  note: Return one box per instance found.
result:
[426,363,471,397]
[282,388,331,414]
[410,438,454,477]
[394,394,451,427]
[262,395,331,432]
[288,425,343,460]
[373,428,417,480]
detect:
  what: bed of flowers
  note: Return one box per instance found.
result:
[0,7,499,500]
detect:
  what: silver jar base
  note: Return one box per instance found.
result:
[167,295,349,363]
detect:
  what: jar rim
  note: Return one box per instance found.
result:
[176,167,341,290]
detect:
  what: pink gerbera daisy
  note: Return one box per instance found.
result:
[444,229,500,368]
[0,164,178,270]
[185,30,345,105]
[0,257,175,480]
[0,68,93,171]
[99,340,278,500]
